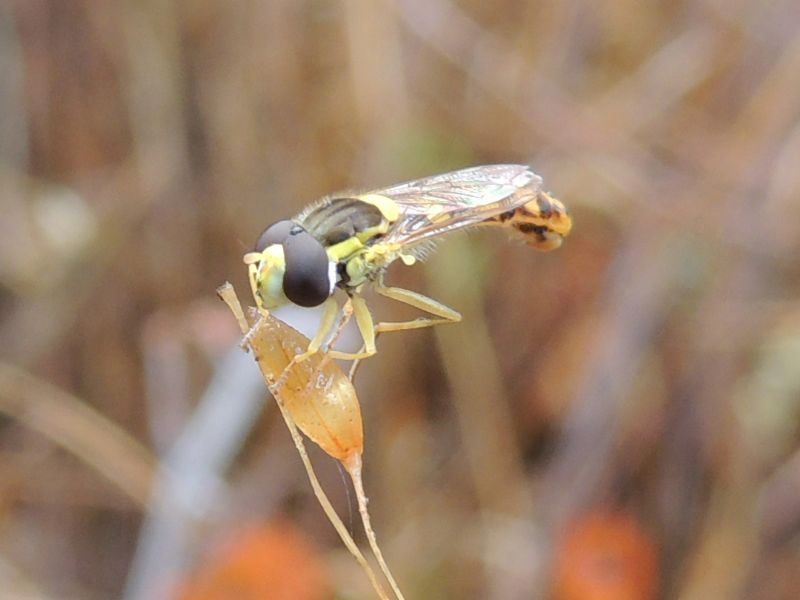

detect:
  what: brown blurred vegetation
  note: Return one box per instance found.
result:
[2,0,800,599]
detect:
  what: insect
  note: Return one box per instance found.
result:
[244,164,572,362]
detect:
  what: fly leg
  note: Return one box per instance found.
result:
[319,294,379,361]
[373,276,462,332]
[291,293,380,363]
[293,296,342,363]
[245,254,268,314]
[278,295,358,387]
[347,278,462,379]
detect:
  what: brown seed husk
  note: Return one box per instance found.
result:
[247,315,364,461]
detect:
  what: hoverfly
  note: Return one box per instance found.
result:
[244,164,572,362]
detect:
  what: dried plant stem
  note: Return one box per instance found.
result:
[344,453,406,600]
[225,286,251,333]
[307,302,405,599]
[0,362,155,506]
[271,394,390,600]
[218,283,391,600]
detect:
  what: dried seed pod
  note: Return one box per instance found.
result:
[218,283,396,600]
[247,313,363,462]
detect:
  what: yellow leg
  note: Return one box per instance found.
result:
[346,282,462,379]
[293,295,378,363]
[293,281,461,371]
[373,281,462,332]
[294,296,341,362]
[247,262,268,316]
[280,297,348,385]
[318,295,378,361]
[351,295,377,355]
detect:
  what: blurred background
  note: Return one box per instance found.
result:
[2,1,800,598]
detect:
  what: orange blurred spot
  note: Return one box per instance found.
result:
[176,519,331,600]
[552,512,658,600]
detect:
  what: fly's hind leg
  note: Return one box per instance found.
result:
[347,279,462,379]
[373,279,462,333]
[300,280,463,380]
[331,284,459,364]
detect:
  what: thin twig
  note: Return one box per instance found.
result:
[345,453,406,600]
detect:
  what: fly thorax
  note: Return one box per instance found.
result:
[345,254,370,287]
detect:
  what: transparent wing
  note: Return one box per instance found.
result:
[369,164,542,246]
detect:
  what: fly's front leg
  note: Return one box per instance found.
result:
[247,261,269,317]
[294,296,340,363]
[236,262,270,350]
[293,294,378,364]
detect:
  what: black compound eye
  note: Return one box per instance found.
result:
[282,230,332,307]
[254,219,295,252]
